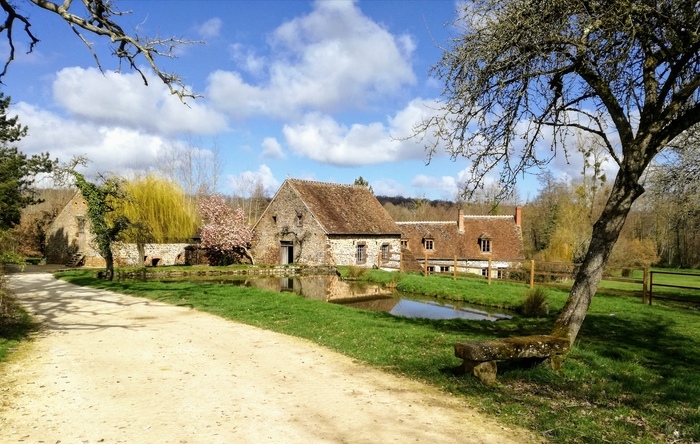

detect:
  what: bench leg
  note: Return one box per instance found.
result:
[461,360,497,385]
[544,353,564,372]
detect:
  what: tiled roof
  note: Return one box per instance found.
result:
[287,179,401,235]
[397,215,524,260]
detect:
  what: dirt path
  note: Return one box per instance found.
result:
[1,272,541,443]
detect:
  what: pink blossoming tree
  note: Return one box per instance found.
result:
[198,195,253,265]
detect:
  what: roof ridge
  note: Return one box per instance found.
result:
[463,215,513,219]
[288,178,358,188]
[396,221,456,225]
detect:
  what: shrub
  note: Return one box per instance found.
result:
[520,286,549,317]
[346,266,369,279]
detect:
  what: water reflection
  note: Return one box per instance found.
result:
[202,274,512,321]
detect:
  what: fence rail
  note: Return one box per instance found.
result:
[649,270,700,305]
[343,251,699,306]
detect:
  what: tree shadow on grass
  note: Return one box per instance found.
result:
[574,311,700,405]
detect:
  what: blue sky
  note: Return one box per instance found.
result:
[3,0,594,201]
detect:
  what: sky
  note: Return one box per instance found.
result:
[2,0,604,202]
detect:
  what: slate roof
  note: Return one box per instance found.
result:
[286,179,402,236]
[397,215,524,260]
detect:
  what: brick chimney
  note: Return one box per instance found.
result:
[458,209,465,233]
[514,206,522,227]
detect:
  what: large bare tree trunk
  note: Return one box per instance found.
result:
[552,165,646,346]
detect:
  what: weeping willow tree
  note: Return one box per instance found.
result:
[113,175,198,265]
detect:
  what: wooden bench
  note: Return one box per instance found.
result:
[454,335,570,385]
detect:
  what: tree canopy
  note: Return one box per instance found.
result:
[423,0,700,344]
[198,195,253,265]
[0,94,54,230]
[117,175,198,245]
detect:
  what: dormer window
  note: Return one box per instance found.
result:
[479,234,492,253]
[424,238,434,251]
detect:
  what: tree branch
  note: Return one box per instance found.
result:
[0,0,201,101]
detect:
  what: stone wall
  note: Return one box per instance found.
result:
[112,243,190,267]
[328,235,401,268]
[45,191,88,264]
[251,182,330,265]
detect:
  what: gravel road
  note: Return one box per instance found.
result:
[0,272,540,443]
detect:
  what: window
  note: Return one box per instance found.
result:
[356,244,366,264]
[296,214,303,226]
[381,244,390,260]
[479,238,492,253]
[424,238,434,251]
[272,215,277,224]
[481,268,488,277]
[400,239,408,249]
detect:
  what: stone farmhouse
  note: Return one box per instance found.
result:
[397,208,524,277]
[251,179,403,268]
[44,181,524,275]
[45,190,193,267]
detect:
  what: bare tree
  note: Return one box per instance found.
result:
[419,0,700,345]
[158,138,223,197]
[231,175,268,224]
[0,0,199,99]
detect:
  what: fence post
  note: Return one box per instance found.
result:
[453,256,457,281]
[424,252,428,277]
[643,267,648,304]
[649,270,654,305]
[529,260,535,289]
[487,257,492,285]
[399,250,403,273]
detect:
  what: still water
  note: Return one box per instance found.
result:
[166,274,513,322]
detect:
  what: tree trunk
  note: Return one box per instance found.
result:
[552,166,646,346]
[103,249,115,281]
[137,242,146,267]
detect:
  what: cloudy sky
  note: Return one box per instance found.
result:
[3,0,598,201]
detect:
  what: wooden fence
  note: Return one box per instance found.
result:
[364,252,699,306]
[648,270,700,305]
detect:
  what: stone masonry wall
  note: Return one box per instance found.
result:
[251,182,330,265]
[328,236,401,268]
[112,243,190,267]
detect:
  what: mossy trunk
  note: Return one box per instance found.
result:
[552,163,646,346]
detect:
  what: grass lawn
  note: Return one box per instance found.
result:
[33,267,700,442]
[0,292,35,362]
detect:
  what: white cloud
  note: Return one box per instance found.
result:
[228,43,267,76]
[261,137,285,159]
[15,102,169,177]
[52,67,227,136]
[371,179,407,197]
[282,98,438,166]
[411,174,460,200]
[227,164,280,197]
[198,18,223,39]
[207,0,416,119]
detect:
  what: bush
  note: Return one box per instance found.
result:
[520,286,549,317]
[346,266,369,279]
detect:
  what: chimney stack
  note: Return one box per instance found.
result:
[514,206,522,227]
[458,209,465,233]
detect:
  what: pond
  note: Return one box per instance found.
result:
[149,274,513,322]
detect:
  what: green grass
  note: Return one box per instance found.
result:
[50,268,700,443]
[0,292,36,362]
